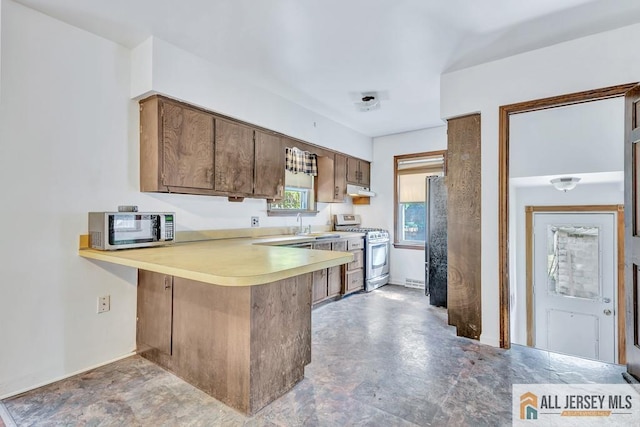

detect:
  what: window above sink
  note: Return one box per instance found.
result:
[268,160,318,216]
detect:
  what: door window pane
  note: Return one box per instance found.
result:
[546,225,600,300]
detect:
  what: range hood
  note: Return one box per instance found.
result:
[346,184,376,198]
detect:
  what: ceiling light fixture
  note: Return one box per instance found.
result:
[355,92,381,112]
[550,176,581,192]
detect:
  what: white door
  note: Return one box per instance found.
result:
[533,213,616,363]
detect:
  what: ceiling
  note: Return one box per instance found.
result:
[13,0,640,137]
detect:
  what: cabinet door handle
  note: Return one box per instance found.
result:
[164,277,171,290]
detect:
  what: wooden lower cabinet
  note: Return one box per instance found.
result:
[342,237,364,295]
[327,266,342,296]
[136,269,313,415]
[311,240,350,304]
[312,268,328,303]
[344,269,364,293]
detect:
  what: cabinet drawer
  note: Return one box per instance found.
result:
[332,240,347,251]
[313,242,332,251]
[344,269,363,293]
[347,250,363,270]
[347,238,364,250]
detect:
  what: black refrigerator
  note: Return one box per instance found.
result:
[425,176,447,307]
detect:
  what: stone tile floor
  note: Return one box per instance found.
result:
[0,285,627,426]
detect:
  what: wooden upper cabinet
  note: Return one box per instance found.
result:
[317,154,347,203]
[358,160,370,186]
[346,156,370,186]
[162,100,215,190]
[346,157,358,184]
[316,155,335,203]
[140,95,357,203]
[214,119,255,195]
[140,96,215,192]
[254,130,285,200]
[334,154,347,201]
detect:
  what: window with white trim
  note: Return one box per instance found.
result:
[268,169,316,213]
[394,152,446,247]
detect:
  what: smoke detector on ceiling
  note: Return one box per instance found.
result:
[355,91,382,112]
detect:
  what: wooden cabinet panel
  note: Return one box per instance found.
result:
[346,156,360,184]
[254,131,284,200]
[346,157,370,186]
[342,236,364,296]
[312,268,328,303]
[344,269,364,293]
[347,249,363,270]
[137,270,173,355]
[140,97,162,192]
[331,240,347,252]
[214,119,255,195]
[327,266,342,297]
[316,156,335,203]
[347,238,364,250]
[162,101,215,190]
[358,160,370,186]
[313,242,332,251]
[334,154,347,201]
[317,154,348,203]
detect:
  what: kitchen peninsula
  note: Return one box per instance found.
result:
[79,233,354,414]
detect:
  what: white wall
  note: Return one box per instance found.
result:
[510,97,624,178]
[510,183,623,345]
[358,126,447,286]
[440,22,640,346]
[0,0,137,397]
[0,0,369,398]
[131,37,372,161]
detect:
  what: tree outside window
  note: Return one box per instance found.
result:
[268,170,315,214]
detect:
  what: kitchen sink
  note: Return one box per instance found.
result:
[309,233,340,240]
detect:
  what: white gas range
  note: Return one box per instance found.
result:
[334,214,390,292]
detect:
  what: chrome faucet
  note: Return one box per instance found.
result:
[296,212,303,235]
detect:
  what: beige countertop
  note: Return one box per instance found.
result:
[79,232,364,286]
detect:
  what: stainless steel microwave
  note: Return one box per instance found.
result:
[88,212,175,250]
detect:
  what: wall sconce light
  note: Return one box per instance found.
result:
[550,176,581,192]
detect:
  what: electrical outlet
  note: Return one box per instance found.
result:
[97,295,110,313]
[251,216,259,227]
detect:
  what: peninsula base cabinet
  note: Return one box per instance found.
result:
[136,269,312,415]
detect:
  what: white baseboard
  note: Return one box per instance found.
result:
[480,334,500,348]
[0,402,18,427]
[0,351,136,401]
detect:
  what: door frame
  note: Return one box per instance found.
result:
[525,205,625,363]
[498,82,637,350]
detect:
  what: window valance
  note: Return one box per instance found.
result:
[285,147,318,176]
